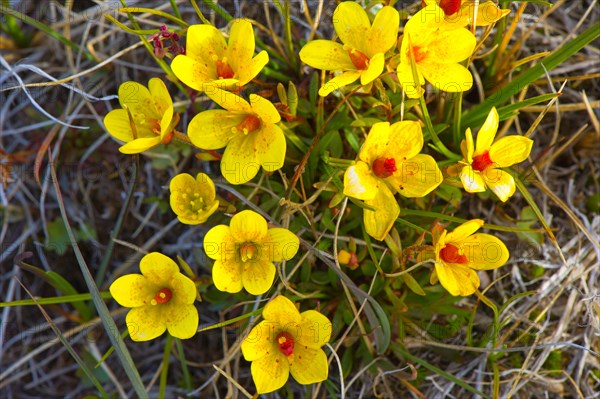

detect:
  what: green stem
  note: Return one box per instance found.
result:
[175,339,192,390]
[190,0,211,24]
[168,0,182,20]
[418,95,460,161]
[159,334,174,399]
[452,92,464,149]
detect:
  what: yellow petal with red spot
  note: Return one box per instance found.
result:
[170,273,198,305]
[434,262,480,296]
[250,94,281,124]
[332,1,370,51]
[164,303,198,339]
[364,184,399,241]
[319,70,362,96]
[388,121,424,161]
[394,154,442,198]
[366,6,399,56]
[418,61,473,93]
[251,353,289,394]
[343,161,380,201]
[170,55,213,91]
[445,219,484,243]
[460,165,487,193]
[360,52,385,85]
[428,28,476,62]
[463,233,510,270]
[489,136,533,167]
[242,259,276,295]
[358,122,390,164]
[230,210,268,243]
[109,274,154,308]
[220,134,260,184]
[263,296,302,326]
[188,109,245,150]
[299,40,355,71]
[241,320,278,361]
[212,259,244,293]
[396,61,425,99]
[227,20,255,72]
[475,107,499,155]
[185,24,226,62]
[289,347,329,384]
[237,49,269,87]
[264,228,300,262]
[140,252,179,285]
[297,310,332,349]
[484,168,516,202]
[126,306,166,342]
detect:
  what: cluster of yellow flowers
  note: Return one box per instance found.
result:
[102,1,533,394]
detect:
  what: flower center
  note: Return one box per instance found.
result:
[439,244,468,264]
[240,242,258,262]
[471,150,494,172]
[409,45,428,63]
[151,288,173,305]
[236,115,261,134]
[348,48,370,70]
[439,0,462,16]
[216,59,235,79]
[276,332,295,356]
[372,157,397,178]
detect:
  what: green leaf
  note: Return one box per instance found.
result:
[401,273,426,296]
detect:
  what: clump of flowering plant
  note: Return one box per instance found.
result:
[103,78,179,154]
[299,1,399,96]
[241,296,331,394]
[203,210,299,295]
[171,20,268,92]
[109,252,199,341]
[169,172,219,224]
[397,4,476,98]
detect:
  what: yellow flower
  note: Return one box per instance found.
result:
[397,4,476,98]
[187,88,285,185]
[458,107,533,202]
[104,78,179,154]
[171,20,268,92]
[429,219,509,296]
[109,252,199,341]
[343,121,442,241]
[299,2,399,96]
[241,296,331,394]
[423,0,510,27]
[203,210,299,295]
[169,173,219,224]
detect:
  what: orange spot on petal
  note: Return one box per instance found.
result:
[276,332,295,356]
[472,151,493,172]
[153,288,173,305]
[439,0,462,16]
[348,48,370,70]
[236,115,261,133]
[440,244,468,264]
[372,157,397,178]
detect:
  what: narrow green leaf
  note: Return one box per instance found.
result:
[1,292,112,307]
[401,273,426,296]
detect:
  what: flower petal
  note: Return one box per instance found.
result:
[170,273,197,305]
[251,353,289,394]
[212,259,244,293]
[104,109,135,143]
[241,320,278,361]
[220,135,261,184]
[387,121,424,160]
[489,136,533,167]
[140,252,179,285]
[297,310,332,349]
[109,274,154,308]
[364,185,400,241]
[333,1,370,50]
[462,233,509,270]
[254,123,286,172]
[159,105,174,139]
[165,303,198,339]
[264,228,300,262]
[474,2,511,26]
[126,306,166,341]
[263,296,301,326]
[237,50,269,87]
[366,6,399,55]
[250,94,281,124]
[299,40,355,71]
[188,109,244,150]
[289,347,329,385]
[359,121,390,164]
[230,210,268,242]
[475,107,499,155]
[434,262,480,296]
[186,24,226,61]
[242,259,276,295]
[445,219,484,243]
[148,78,172,116]
[227,19,255,72]
[343,161,380,201]
[396,61,425,99]
[119,137,161,154]
[360,52,385,85]
[393,154,443,198]
[204,225,233,260]
[318,70,362,96]
[464,127,475,163]
[418,61,473,93]
[206,88,252,112]
[460,165,487,193]
[171,55,213,92]
[118,81,155,119]
[428,28,475,63]
[484,168,516,202]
